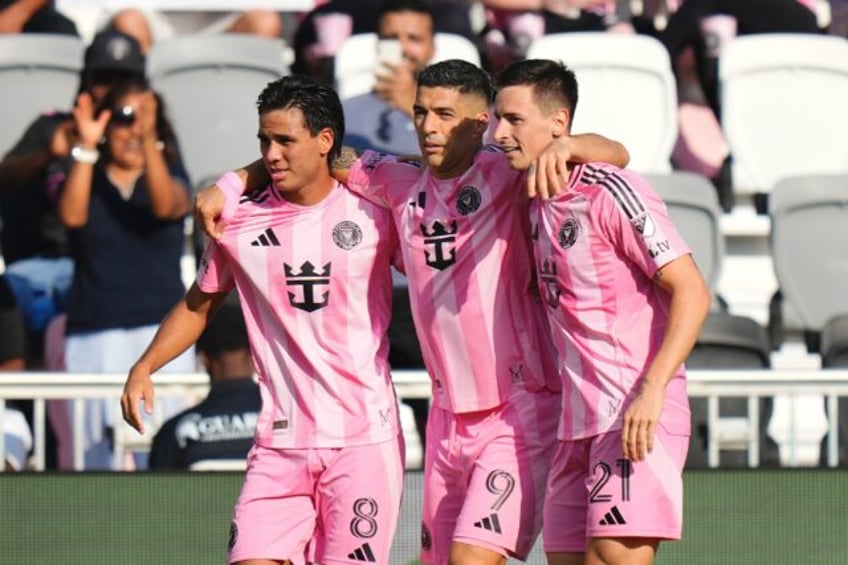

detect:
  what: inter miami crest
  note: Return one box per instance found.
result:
[332,220,363,250]
[456,185,481,215]
[558,218,580,249]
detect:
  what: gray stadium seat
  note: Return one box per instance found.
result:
[719,34,848,212]
[147,34,289,190]
[768,174,848,351]
[527,32,678,174]
[644,172,724,305]
[0,34,83,158]
[647,172,777,467]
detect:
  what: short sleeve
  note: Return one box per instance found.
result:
[346,150,422,209]
[595,171,691,279]
[196,240,236,294]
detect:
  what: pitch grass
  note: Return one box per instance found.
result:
[1,470,846,564]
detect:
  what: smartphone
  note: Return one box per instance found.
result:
[376,38,404,68]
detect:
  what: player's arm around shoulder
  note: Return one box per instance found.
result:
[333,145,419,208]
[529,133,630,200]
[194,159,267,240]
[120,284,229,434]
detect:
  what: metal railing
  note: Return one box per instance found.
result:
[2,369,847,470]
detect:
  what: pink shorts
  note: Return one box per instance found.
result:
[421,389,560,563]
[542,424,688,553]
[228,438,404,565]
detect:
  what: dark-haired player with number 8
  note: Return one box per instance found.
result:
[121,75,405,565]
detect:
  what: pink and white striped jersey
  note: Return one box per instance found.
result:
[346,148,561,414]
[531,163,692,440]
[196,181,401,449]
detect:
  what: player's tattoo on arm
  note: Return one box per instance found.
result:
[332,145,362,171]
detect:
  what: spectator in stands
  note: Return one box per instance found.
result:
[0,30,146,357]
[828,0,848,37]
[148,298,259,470]
[660,0,822,119]
[481,1,633,72]
[293,0,481,82]
[0,274,33,471]
[0,0,77,35]
[57,76,193,469]
[341,0,438,155]
[106,8,283,55]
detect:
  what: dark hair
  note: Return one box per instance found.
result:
[256,75,345,164]
[417,59,494,104]
[96,76,181,166]
[198,300,250,357]
[379,0,434,21]
[495,59,578,119]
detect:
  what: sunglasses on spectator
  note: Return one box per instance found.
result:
[110,105,136,127]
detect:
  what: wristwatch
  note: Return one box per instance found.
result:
[71,144,99,164]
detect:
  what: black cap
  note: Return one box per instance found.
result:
[84,30,145,75]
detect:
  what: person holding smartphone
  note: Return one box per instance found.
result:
[342,0,437,155]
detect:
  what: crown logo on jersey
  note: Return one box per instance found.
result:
[332,221,363,250]
[539,259,561,309]
[456,185,481,216]
[284,261,331,312]
[558,218,580,249]
[421,220,458,271]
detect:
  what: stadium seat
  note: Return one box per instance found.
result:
[526,32,677,174]
[646,172,778,467]
[644,172,724,306]
[147,34,289,190]
[686,310,778,468]
[0,34,83,158]
[719,34,848,211]
[768,174,848,350]
[334,32,481,100]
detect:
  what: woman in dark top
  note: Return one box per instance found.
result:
[57,77,194,469]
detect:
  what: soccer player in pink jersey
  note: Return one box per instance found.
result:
[194,60,629,565]
[120,76,405,565]
[492,58,712,565]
